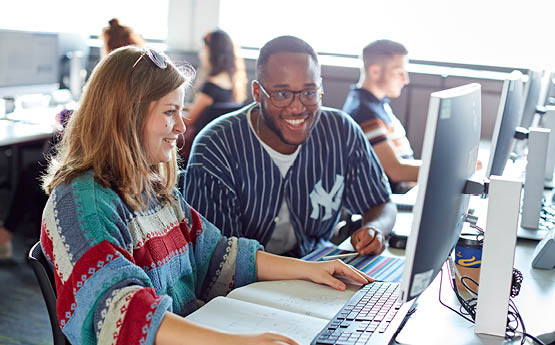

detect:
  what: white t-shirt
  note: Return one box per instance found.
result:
[248,110,299,254]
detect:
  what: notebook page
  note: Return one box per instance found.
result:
[185,296,327,345]
[226,279,359,320]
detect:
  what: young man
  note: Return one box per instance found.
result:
[343,40,421,193]
[185,36,396,258]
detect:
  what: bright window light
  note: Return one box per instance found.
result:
[0,0,168,40]
[220,0,555,70]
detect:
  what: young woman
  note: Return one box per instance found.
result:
[185,29,247,127]
[178,30,248,162]
[40,46,371,345]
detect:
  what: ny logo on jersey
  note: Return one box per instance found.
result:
[309,174,345,220]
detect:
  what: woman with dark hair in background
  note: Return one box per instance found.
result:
[101,18,145,56]
[179,29,247,162]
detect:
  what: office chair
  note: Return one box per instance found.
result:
[27,242,71,345]
[179,101,243,163]
[195,101,243,131]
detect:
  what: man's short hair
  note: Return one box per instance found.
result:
[362,40,408,70]
[256,35,319,81]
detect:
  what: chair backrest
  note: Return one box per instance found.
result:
[27,241,71,345]
[196,101,243,131]
[179,101,244,164]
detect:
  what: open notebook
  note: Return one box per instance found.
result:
[185,252,405,344]
[185,279,360,345]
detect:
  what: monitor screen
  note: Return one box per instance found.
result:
[538,71,554,108]
[519,70,543,129]
[486,71,524,178]
[0,30,59,97]
[400,83,481,303]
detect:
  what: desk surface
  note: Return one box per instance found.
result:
[395,239,555,345]
[0,107,60,146]
[339,201,555,345]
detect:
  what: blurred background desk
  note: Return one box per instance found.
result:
[0,107,60,219]
[0,118,57,146]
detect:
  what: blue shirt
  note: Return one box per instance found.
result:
[185,103,391,257]
[343,86,413,159]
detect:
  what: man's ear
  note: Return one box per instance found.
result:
[368,64,382,80]
[252,80,261,102]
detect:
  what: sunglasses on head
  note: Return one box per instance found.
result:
[132,48,168,69]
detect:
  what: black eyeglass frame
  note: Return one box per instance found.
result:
[256,81,324,108]
[132,48,168,69]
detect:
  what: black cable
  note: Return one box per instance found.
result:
[447,260,477,320]
[460,276,479,296]
[521,332,547,345]
[439,262,545,344]
[438,267,475,323]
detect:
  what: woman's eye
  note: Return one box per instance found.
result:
[165,110,176,116]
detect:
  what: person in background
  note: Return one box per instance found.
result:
[185,36,396,258]
[179,29,247,162]
[186,29,247,126]
[101,18,145,56]
[41,46,372,345]
[342,40,419,193]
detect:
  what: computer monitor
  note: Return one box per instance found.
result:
[519,70,543,129]
[0,30,59,97]
[485,71,524,178]
[538,71,554,108]
[400,83,481,303]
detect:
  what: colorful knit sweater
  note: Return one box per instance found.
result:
[40,170,262,345]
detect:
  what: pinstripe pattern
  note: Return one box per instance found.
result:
[185,103,391,257]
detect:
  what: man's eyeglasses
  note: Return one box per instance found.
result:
[257,81,323,108]
[132,48,168,69]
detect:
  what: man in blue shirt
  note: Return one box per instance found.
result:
[185,36,396,258]
[343,40,421,193]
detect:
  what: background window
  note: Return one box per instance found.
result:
[220,0,555,70]
[0,0,169,40]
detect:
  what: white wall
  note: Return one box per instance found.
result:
[167,0,220,51]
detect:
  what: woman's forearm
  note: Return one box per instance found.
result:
[155,312,228,345]
[255,250,309,281]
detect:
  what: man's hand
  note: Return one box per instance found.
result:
[351,226,386,255]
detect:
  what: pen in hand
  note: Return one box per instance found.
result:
[322,252,359,260]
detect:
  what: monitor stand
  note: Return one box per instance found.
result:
[517,223,549,240]
[542,106,555,188]
[475,176,522,337]
[520,128,551,239]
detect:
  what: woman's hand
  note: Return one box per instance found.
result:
[256,251,373,290]
[300,259,373,291]
[227,332,299,345]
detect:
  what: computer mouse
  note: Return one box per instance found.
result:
[388,233,407,249]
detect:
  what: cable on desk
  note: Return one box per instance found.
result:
[438,263,546,345]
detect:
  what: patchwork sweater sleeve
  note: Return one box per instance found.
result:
[40,181,171,345]
[178,196,262,302]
